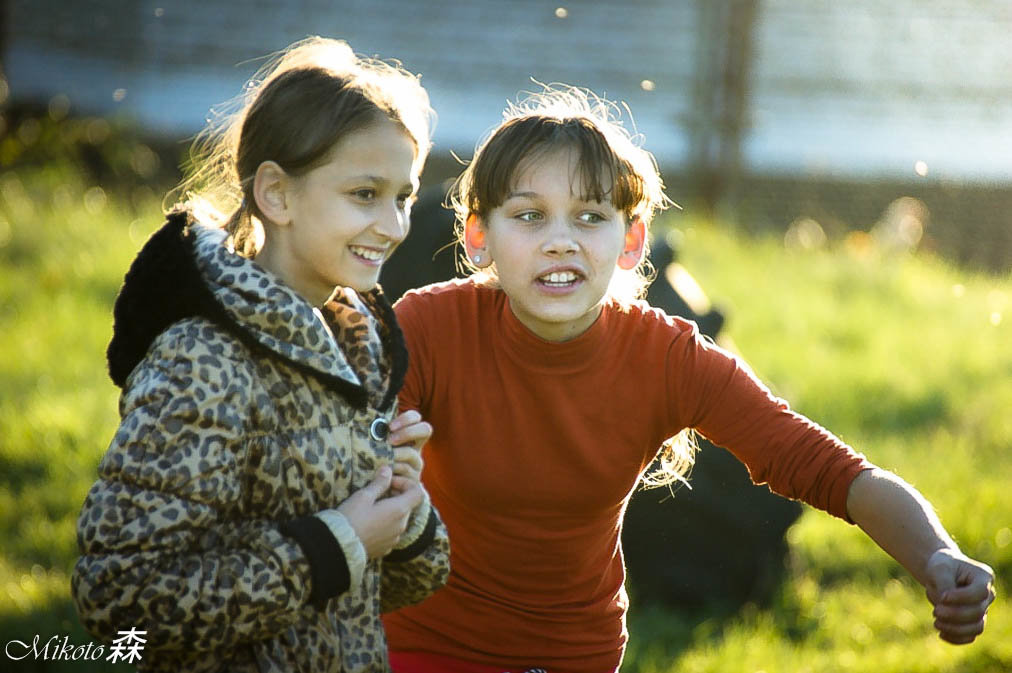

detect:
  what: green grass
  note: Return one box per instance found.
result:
[1,161,1009,672]
[0,163,158,671]
[623,221,1011,672]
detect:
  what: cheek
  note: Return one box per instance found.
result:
[487,244,527,284]
[589,231,626,263]
[485,231,520,264]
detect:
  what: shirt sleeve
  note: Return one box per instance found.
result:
[667,323,873,520]
[393,290,435,416]
[383,291,452,610]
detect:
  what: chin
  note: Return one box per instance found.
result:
[538,310,593,328]
[339,275,380,294]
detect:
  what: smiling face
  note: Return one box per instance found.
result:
[476,148,639,342]
[255,117,419,304]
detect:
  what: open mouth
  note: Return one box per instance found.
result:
[537,270,583,288]
[349,245,386,263]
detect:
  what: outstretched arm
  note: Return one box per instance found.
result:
[846,468,996,644]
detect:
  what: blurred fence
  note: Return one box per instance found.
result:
[3,0,1010,271]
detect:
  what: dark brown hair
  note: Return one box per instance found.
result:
[456,116,653,223]
[450,86,672,300]
[172,37,433,256]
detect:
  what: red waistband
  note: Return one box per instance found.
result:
[390,650,550,673]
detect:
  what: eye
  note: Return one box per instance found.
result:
[397,192,417,209]
[578,211,606,225]
[352,188,376,202]
[515,210,543,223]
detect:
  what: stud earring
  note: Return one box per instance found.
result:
[473,254,482,264]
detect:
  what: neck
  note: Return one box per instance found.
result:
[509,302,604,343]
[255,239,332,307]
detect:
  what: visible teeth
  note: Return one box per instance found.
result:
[541,271,578,284]
[350,246,384,261]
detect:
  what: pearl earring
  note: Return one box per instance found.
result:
[473,254,482,264]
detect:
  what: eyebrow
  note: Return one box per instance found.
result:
[505,190,609,205]
[349,175,417,192]
[349,175,388,185]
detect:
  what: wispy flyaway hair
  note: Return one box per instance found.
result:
[451,84,674,301]
[171,36,434,256]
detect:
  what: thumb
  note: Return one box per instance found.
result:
[360,465,393,500]
[924,550,960,602]
[388,477,425,508]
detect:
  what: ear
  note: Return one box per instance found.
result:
[463,213,492,267]
[253,161,291,226]
[617,216,646,270]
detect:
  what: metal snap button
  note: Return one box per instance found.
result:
[369,417,390,441]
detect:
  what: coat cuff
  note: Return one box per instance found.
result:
[279,514,352,606]
[315,509,368,590]
[386,491,437,562]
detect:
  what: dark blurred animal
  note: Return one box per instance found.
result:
[380,181,461,303]
[381,181,801,610]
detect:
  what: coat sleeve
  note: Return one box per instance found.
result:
[379,489,450,613]
[72,326,320,654]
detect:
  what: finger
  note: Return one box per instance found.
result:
[386,471,418,487]
[937,617,986,644]
[360,465,393,500]
[940,581,995,605]
[393,447,423,471]
[388,410,422,433]
[388,475,419,492]
[926,576,958,604]
[392,462,420,482]
[387,477,424,508]
[940,631,981,645]
[389,421,433,448]
[934,600,991,623]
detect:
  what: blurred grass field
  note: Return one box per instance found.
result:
[624,221,1011,671]
[0,141,1009,671]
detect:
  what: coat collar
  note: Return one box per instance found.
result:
[107,210,407,410]
[190,224,366,389]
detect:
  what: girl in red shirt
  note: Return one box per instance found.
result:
[384,87,995,673]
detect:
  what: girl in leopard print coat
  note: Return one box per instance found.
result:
[72,38,449,673]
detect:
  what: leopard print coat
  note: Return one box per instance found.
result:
[72,211,450,672]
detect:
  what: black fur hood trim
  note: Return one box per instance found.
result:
[106,211,407,411]
[107,210,217,388]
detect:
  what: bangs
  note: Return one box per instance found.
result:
[449,84,670,302]
[467,116,647,218]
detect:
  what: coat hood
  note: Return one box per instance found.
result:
[106,210,406,409]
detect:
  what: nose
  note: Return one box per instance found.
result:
[541,218,579,257]
[375,199,409,243]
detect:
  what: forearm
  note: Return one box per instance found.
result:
[846,467,958,585]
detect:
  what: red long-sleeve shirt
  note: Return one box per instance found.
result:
[384,279,871,673]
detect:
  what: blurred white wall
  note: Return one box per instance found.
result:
[5,0,1012,182]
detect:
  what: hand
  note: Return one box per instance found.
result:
[337,466,425,559]
[923,548,996,644]
[389,410,431,483]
